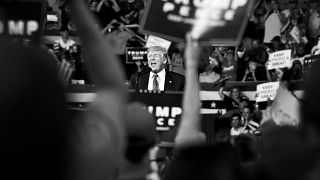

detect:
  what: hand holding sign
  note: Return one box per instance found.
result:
[141,0,253,46]
[267,49,292,70]
[256,82,280,102]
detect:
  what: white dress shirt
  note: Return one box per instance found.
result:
[148,69,166,91]
[230,127,245,136]
[54,39,76,51]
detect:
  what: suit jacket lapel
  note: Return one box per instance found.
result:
[139,73,149,90]
[164,71,173,91]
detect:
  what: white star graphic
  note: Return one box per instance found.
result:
[211,102,216,108]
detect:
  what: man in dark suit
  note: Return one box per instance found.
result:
[129,46,185,91]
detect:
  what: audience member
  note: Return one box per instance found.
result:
[242,107,260,134]
[230,113,245,136]
[168,46,185,76]
[218,86,242,111]
[221,48,238,81]
[306,0,320,46]
[311,35,320,55]
[199,52,222,83]
[268,35,286,53]
[242,58,267,82]
[53,28,77,62]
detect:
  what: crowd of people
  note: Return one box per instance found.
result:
[46,0,320,85]
[3,0,320,180]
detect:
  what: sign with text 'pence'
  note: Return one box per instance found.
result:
[0,0,45,44]
[267,50,292,70]
[130,92,183,143]
[140,0,253,46]
[256,82,280,102]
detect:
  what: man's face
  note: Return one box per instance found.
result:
[147,51,167,73]
[231,116,240,128]
[239,100,248,111]
[230,88,240,100]
[252,40,259,49]
[297,46,305,56]
[60,31,69,42]
[242,107,251,120]
[249,61,257,71]
[226,53,234,61]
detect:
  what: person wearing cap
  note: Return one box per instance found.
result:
[128,46,185,91]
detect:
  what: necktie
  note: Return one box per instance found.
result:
[153,74,159,91]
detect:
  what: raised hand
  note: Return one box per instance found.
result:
[58,59,73,86]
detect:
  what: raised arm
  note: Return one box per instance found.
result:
[175,33,206,147]
[215,47,225,64]
[218,86,225,100]
[67,1,127,180]
[68,0,126,90]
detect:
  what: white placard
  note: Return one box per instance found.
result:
[267,49,292,70]
[271,84,300,126]
[290,26,301,43]
[256,82,280,102]
[146,35,172,51]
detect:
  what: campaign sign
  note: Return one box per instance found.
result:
[140,0,253,46]
[304,55,320,72]
[146,35,172,51]
[271,84,300,126]
[0,0,45,44]
[256,82,280,102]
[126,47,148,64]
[129,91,183,142]
[267,49,292,70]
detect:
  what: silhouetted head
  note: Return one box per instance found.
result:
[0,41,68,180]
[303,60,320,137]
[164,144,242,180]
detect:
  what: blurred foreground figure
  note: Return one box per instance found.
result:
[165,34,242,180]
[0,42,69,180]
[119,102,156,180]
[67,1,127,180]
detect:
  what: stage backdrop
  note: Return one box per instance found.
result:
[65,81,304,144]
